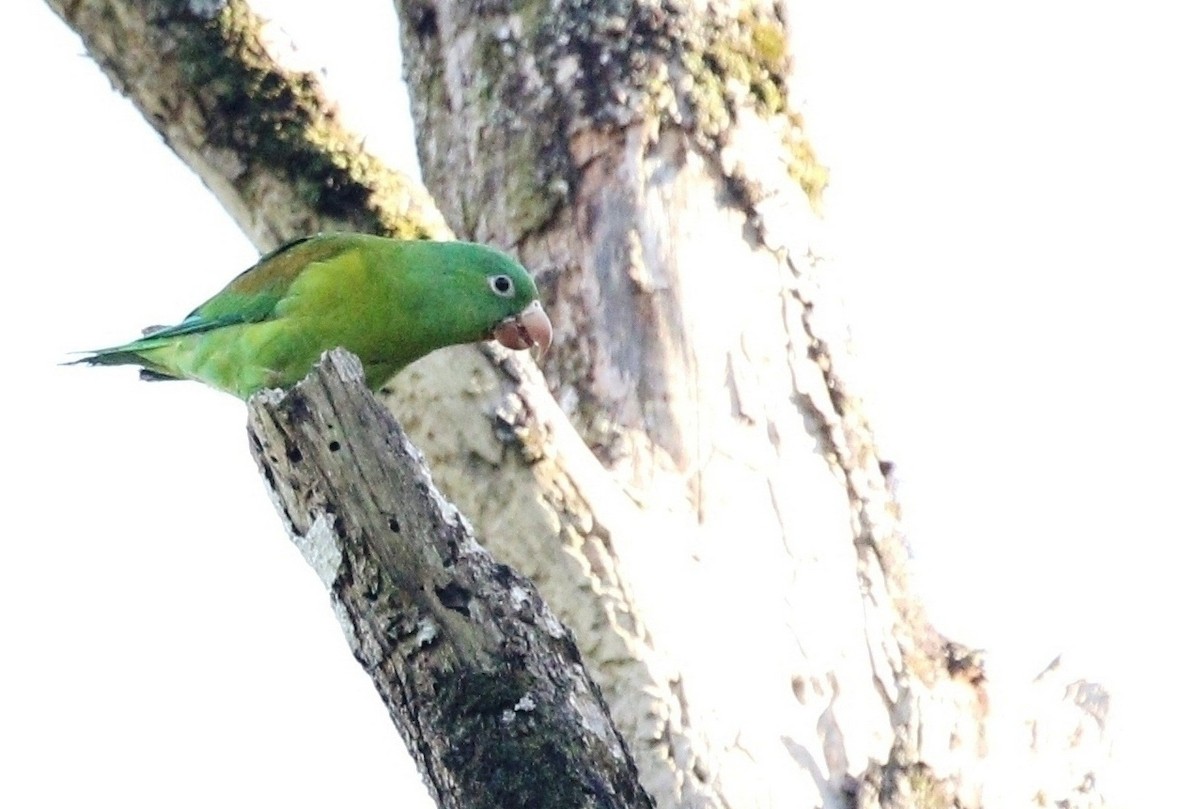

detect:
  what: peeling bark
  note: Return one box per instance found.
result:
[399,0,987,806]
[247,350,652,809]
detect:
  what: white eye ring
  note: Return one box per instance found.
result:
[488,274,515,297]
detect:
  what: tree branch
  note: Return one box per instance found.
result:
[47,1,685,799]
[45,0,449,249]
[247,350,652,809]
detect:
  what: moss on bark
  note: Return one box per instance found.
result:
[152,0,442,239]
[400,0,825,241]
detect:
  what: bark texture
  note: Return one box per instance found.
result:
[48,1,1111,807]
[398,0,983,805]
[246,350,652,809]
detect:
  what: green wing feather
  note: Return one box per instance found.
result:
[155,234,345,336]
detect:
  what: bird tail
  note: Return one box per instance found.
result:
[66,331,184,382]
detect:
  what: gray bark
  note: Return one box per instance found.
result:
[397,0,980,805]
[247,350,652,809]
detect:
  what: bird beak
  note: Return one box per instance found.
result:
[492,301,553,357]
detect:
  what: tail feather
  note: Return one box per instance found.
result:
[66,341,183,382]
[139,368,182,382]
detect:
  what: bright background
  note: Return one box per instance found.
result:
[3,1,1195,806]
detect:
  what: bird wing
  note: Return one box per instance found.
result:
[71,234,369,387]
[139,234,352,342]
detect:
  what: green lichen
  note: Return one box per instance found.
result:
[505,127,572,236]
[748,14,788,76]
[906,763,954,809]
[168,1,441,239]
[784,121,829,208]
[534,0,826,206]
[682,6,827,205]
[404,5,571,237]
[483,22,573,235]
[406,0,827,234]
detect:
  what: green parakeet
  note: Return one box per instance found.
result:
[76,233,553,398]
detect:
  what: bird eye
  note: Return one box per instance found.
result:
[489,274,515,297]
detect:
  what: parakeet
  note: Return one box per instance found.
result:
[75,233,552,398]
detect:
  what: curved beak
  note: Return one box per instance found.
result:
[492,301,553,357]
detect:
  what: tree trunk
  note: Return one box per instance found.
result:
[396,1,976,805]
[247,349,652,809]
[46,1,1109,807]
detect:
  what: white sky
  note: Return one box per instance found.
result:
[3,1,1197,806]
